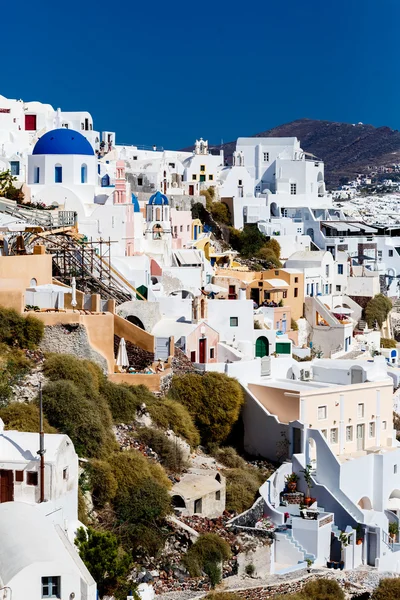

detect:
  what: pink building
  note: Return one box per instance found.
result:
[170,208,194,249]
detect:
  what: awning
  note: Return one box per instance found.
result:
[264,279,289,288]
[332,307,353,315]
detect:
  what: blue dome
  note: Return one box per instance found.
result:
[32,128,94,156]
[149,191,169,205]
[132,193,140,212]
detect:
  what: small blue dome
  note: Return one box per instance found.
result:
[149,191,169,205]
[132,193,140,212]
[33,128,94,156]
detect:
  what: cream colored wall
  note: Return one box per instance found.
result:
[0,254,53,288]
[0,290,24,312]
[34,311,115,373]
[302,380,393,455]
[109,370,171,392]
[114,313,155,353]
[248,384,300,424]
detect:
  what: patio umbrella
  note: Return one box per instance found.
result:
[116,337,129,368]
[332,307,353,315]
[203,283,226,294]
[71,277,77,310]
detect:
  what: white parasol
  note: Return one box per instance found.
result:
[71,277,77,311]
[116,337,129,368]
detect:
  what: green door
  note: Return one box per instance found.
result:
[275,342,291,355]
[256,336,269,357]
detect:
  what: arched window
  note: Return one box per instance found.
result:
[54,164,62,183]
[81,163,87,184]
[30,278,37,287]
[101,174,110,187]
[155,207,161,221]
[34,166,40,184]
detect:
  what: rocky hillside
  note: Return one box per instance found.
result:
[207,119,400,188]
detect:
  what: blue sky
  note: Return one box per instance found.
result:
[3,0,399,148]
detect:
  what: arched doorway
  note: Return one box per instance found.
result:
[172,495,186,510]
[256,336,269,357]
[127,315,145,330]
[358,496,373,510]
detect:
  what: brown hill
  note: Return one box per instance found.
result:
[202,119,400,188]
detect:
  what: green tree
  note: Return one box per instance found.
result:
[146,398,200,447]
[135,427,187,473]
[371,577,400,600]
[168,372,244,447]
[264,238,281,259]
[301,579,345,600]
[0,170,24,201]
[228,225,266,258]
[87,459,118,507]
[210,202,230,225]
[223,467,264,513]
[184,533,231,587]
[256,247,282,267]
[365,294,392,328]
[0,308,44,348]
[381,337,397,349]
[75,527,131,598]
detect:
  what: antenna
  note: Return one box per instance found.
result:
[37,382,46,502]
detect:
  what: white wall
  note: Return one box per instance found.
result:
[207,298,254,343]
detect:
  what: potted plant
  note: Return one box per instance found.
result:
[389,522,399,542]
[301,464,313,506]
[306,558,313,573]
[356,524,364,545]
[285,472,299,492]
[327,560,333,568]
[339,560,345,570]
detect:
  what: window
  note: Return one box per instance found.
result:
[187,225,190,231]
[10,161,20,176]
[194,498,202,513]
[395,465,398,474]
[180,225,183,232]
[325,265,329,277]
[137,177,143,186]
[358,403,364,418]
[41,576,61,599]
[54,165,62,183]
[369,422,376,438]
[346,426,353,441]
[192,174,197,181]
[318,406,327,420]
[15,470,24,482]
[306,284,310,296]
[190,351,196,362]
[229,285,236,294]
[321,429,327,439]
[133,156,138,160]
[27,471,38,486]
[294,277,298,283]
[63,468,69,480]
[238,179,243,186]
[378,251,382,258]
[336,285,341,292]
[389,250,394,257]
[297,228,302,233]
[263,152,269,162]
[210,348,215,359]
[215,490,221,501]
[283,291,287,299]
[382,421,387,430]
[200,165,205,172]
[34,166,40,184]
[338,264,343,275]
[230,317,238,327]
[200,174,206,182]
[290,183,297,195]
[209,174,214,181]
[30,278,37,287]
[330,428,338,444]
[81,163,87,184]
[294,287,298,297]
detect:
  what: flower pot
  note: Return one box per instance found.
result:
[339,562,344,570]
[356,539,363,545]
[304,497,312,506]
[333,562,339,569]
[327,561,333,568]
[287,482,297,492]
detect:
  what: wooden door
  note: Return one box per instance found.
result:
[199,338,206,364]
[189,185,194,195]
[0,470,14,502]
[25,114,37,131]
[357,424,365,451]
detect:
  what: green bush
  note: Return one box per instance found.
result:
[223,467,264,513]
[256,247,281,268]
[114,478,172,554]
[0,402,56,433]
[229,225,266,258]
[210,202,230,225]
[87,459,118,507]
[301,579,345,600]
[169,372,244,447]
[381,337,397,349]
[204,594,241,600]
[184,533,231,586]
[365,294,392,328]
[0,345,33,406]
[0,308,44,348]
[41,380,116,458]
[109,449,171,491]
[101,380,141,423]
[135,427,187,473]
[291,318,299,331]
[264,238,281,259]
[43,354,100,397]
[213,447,247,469]
[75,527,131,598]
[146,398,200,447]
[371,577,400,600]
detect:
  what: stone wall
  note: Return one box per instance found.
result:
[39,324,108,371]
[117,300,161,333]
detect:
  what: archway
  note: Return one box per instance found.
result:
[127,315,145,330]
[358,496,373,510]
[306,228,314,242]
[255,336,269,358]
[172,495,186,509]
[270,202,279,217]
[101,174,110,187]
[30,278,37,287]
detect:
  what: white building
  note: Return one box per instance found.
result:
[0,502,96,600]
